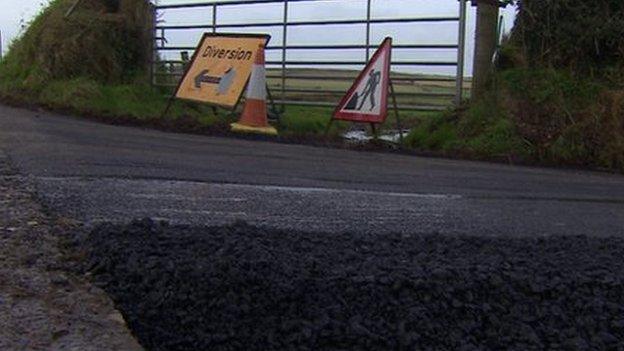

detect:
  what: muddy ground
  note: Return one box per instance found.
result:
[84,219,624,350]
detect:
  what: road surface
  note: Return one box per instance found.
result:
[1,104,623,236]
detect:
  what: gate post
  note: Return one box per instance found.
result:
[212,3,217,33]
[281,0,289,111]
[365,0,371,61]
[149,1,157,86]
[455,0,467,106]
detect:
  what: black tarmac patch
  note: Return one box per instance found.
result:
[84,219,624,350]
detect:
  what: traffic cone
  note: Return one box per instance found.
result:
[231,44,278,136]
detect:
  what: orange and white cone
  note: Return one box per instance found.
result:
[231,44,278,135]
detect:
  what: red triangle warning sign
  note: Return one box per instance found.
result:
[333,37,392,123]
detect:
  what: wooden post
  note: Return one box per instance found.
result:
[472,0,501,100]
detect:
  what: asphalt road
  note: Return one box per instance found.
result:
[1,104,624,236]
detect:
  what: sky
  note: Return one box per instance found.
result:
[0,0,517,76]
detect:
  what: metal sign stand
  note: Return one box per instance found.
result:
[265,84,282,122]
[389,80,404,145]
[370,123,378,140]
[160,94,177,120]
[161,84,281,123]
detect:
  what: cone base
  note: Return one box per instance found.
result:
[230,122,278,136]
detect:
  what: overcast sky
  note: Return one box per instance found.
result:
[0,0,517,76]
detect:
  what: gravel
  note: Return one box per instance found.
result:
[84,219,624,350]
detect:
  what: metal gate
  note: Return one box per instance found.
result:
[151,0,468,112]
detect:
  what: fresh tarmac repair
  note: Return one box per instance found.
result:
[1,104,623,237]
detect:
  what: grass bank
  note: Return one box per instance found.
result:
[405,0,624,173]
[0,74,357,138]
[0,67,440,141]
[405,68,624,171]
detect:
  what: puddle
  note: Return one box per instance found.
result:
[342,129,410,144]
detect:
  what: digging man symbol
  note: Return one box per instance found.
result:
[358,69,381,110]
[345,69,382,112]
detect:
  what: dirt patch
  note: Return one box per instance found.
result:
[0,150,142,350]
[84,219,624,350]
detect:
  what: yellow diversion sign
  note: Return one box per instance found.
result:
[175,33,271,109]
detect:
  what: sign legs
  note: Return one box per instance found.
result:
[325,81,403,144]
[370,123,378,140]
[266,83,282,122]
[389,80,404,146]
[160,93,177,120]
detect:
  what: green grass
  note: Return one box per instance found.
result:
[0,65,445,140]
[278,105,334,136]
[405,79,532,159]
[405,114,459,151]
[0,72,403,138]
[277,103,442,137]
[405,66,624,171]
[0,74,222,126]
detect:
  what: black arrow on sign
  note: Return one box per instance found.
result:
[194,69,221,88]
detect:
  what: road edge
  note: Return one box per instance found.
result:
[0,149,143,350]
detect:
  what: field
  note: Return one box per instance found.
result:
[265,68,465,107]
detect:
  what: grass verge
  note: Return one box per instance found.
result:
[405,68,624,172]
[0,69,436,142]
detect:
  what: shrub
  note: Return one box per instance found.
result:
[511,0,624,77]
[489,0,624,170]
[1,0,152,84]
